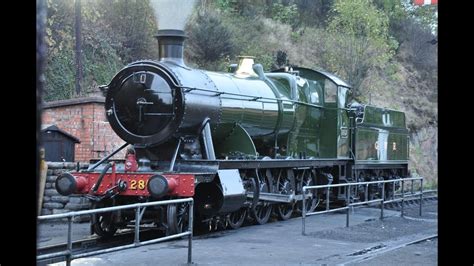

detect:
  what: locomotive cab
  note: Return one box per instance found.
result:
[272,67,353,159]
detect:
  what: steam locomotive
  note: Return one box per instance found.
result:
[55,29,409,237]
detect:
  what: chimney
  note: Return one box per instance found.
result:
[151,0,196,66]
[155,29,186,66]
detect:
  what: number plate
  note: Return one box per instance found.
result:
[121,174,153,196]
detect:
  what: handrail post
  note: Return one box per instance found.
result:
[392,179,396,200]
[346,184,350,227]
[326,187,330,211]
[188,200,194,265]
[401,180,405,217]
[134,206,140,245]
[380,183,385,220]
[66,216,73,266]
[411,179,414,195]
[37,198,194,265]
[365,184,369,203]
[419,178,424,216]
[302,187,307,235]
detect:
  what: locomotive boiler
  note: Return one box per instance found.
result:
[55,29,409,237]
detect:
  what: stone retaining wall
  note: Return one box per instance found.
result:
[41,162,91,221]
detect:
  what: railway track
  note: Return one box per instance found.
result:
[340,234,438,265]
[383,195,438,210]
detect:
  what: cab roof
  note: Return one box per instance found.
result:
[273,67,352,89]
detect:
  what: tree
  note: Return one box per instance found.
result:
[96,0,157,62]
[44,0,157,101]
[396,18,437,72]
[186,12,234,70]
[44,0,76,101]
[294,0,334,28]
[326,0,396,94]
[74,0,83,95]
[37,0,47,205]
[271,2,299,29]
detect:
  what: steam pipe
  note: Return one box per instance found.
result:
[87,142,128,171]
[92,162,113,193]
[201,118,216,160]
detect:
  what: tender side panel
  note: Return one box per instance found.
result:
[360,105,406,128]
[355,127,408,162]
[354,105,409,163]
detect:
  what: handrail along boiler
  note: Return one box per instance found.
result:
[55,29,410,236]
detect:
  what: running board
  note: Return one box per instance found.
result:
[247,192,312,203]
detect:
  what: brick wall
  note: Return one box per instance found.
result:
[42,97,126,162]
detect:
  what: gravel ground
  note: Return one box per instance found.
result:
[37,221,92,247]
[309,200,437,243]
[314,216,433,243]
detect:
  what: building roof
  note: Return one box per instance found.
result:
[41,125,81,143]
[42,96,105,109]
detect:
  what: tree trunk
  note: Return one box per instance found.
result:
[75,0,83,96]
[37,0,47,217]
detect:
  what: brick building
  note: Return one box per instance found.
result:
[42,96,126,162]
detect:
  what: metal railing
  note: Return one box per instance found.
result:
[37,198,194,265]
[302,177,436,235]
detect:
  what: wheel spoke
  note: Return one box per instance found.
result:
[167,203,188,235]
[276,169,295,220]
[250,169,273,225]
[227,208,247,230]
[92,201,117,238]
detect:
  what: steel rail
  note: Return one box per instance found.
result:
[340,234,438,265]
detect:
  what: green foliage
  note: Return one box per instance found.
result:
[44,0,157,101]
[239,44,275,71]
[329,0,390,39]
[290,31,300,43]
[294,0,333,27]
[44,49,75,101]
[186,12,234,71]
[214,0,267,17]
[216,0,235,13]
[45,0,74,56]
[271,3,299,28]
[326,0,396,94]
[214,14,294,71]
[94,0,157,62]
[44,0,75,101]
[374,0,406,21]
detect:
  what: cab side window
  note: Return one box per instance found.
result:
[324,80,337,103]
[309,80,322,104]
[338,87,350,108]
